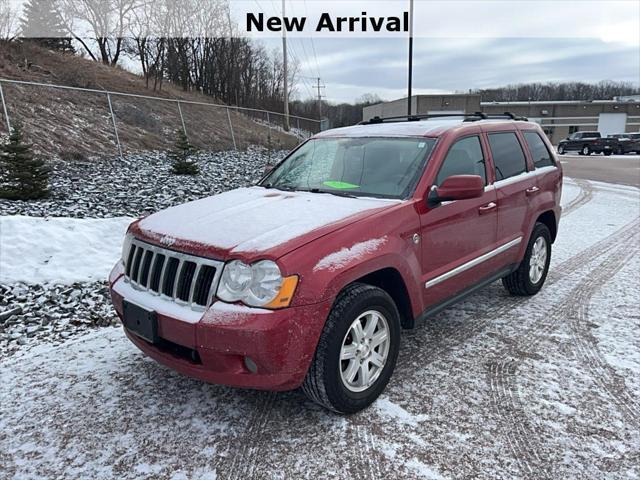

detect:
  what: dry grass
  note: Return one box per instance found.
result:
[0,41,305,157]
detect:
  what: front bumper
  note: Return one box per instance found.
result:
[109,265,332,391]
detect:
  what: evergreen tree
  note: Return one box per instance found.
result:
[0,123,50,200]
[169,130,199,175]
[20,0,74,53]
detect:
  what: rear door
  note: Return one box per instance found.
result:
[419,134,498,306]
[485,130,537,267]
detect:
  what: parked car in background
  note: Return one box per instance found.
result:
[109,113,562,413]
[608,133,640,154]
[557,131,618,156]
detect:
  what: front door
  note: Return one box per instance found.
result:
[419,135,499,307]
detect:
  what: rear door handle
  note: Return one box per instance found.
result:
[478,202,497,215]
[526,186,540,196]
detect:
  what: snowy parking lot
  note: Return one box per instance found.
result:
[1,170,639,479]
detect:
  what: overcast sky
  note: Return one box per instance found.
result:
[233,1,640,103]
[267,36,639,103]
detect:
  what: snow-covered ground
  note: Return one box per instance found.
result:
[0,216,132,284]
[1,176,639,479]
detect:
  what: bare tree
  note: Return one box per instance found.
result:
[0,0,19,40]
[60,0,140,65]
[474,81,639,102]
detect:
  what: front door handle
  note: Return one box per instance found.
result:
[526,186,540,196]
[478,202,497,215]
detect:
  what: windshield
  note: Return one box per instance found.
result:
[261,137,436,199]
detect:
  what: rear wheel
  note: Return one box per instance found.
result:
[581,145,591,156]
[502,222,552,296]
[557,145,565,155]
[302,283,400,414]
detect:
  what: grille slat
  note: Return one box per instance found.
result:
[194,265,217,306]
[131,248,144,283]
[162,258,180,297]
[125,245,137,277]
[139,250,154,288]
[123,239,221,311]
[177,262,197,302]
[172,260,185,299]
[188,264,202,304]
[149,254,166,292]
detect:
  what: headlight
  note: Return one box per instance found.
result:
[121,233,133,265]
[217,260,298,308]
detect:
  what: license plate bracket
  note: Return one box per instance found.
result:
[123,300,158,344]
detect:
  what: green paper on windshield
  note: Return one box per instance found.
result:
[322,181,360,190]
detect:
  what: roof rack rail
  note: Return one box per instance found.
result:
[359,111,527,125]
[465,111,529,122]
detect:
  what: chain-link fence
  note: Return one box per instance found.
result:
[0,78,322,158]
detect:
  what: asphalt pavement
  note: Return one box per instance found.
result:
[558,153,640,187]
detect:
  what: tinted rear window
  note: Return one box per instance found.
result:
[488,132,527,181]
[524,132,555,168]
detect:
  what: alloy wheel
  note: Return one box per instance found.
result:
[339,310,390,393]
[529,237,548,284]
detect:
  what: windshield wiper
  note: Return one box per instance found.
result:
[309,188,357,198]
[263,184,297,192]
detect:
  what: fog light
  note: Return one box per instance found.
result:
[244,356,258,374]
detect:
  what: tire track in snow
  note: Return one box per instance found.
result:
[562,179,594,216]
[546,219,639,285]
[567,250,640,423]
[348,421,383,480]
[486,235,638,479]
[222,392,276,480]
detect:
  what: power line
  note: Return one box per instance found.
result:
[301,0,321,79]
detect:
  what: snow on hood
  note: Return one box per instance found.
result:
[137,187,396,255]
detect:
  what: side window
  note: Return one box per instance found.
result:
[524,132,555,168]
[488,132,527,181]
[436,136,487,186]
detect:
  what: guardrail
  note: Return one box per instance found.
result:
[0,78,322,157]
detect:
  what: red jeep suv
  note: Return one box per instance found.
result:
[109,113,562,413]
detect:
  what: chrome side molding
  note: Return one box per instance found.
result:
[425,237,523,289]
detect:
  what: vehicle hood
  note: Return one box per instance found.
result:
[133,186,398,260]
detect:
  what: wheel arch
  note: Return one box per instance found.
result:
[536,210,558,243]
[351,267,415,330]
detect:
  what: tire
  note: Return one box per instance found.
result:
[557,145,565,155]
[502,222,552,296]
[581,145,591,156]
[302,283,401,414]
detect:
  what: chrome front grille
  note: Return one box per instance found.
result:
[123,238,224,311]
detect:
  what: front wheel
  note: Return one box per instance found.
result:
[302,283,401,414]
[502,222,552,296]
[581,145,591,156]
[557,145,565,155]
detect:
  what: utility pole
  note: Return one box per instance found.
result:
[282,0,290,131]
[407,0,414,116]
[315,77,325,120]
